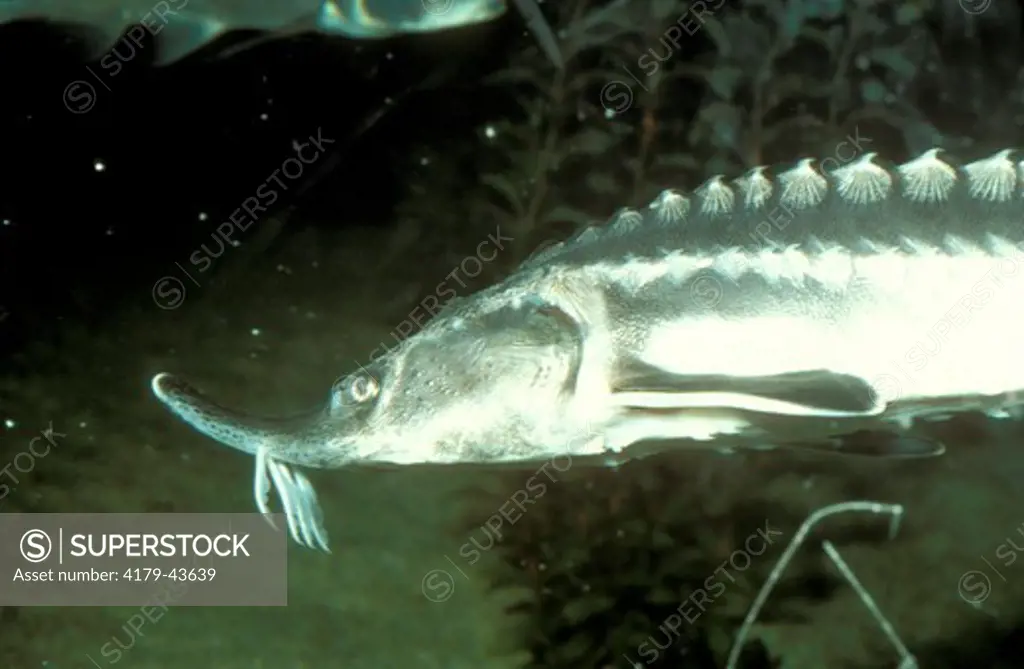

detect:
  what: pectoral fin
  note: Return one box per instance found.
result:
[613,359,884,418]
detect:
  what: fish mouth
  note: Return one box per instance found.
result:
[151,373,331,552]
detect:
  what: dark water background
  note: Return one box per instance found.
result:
[1,1,1024,667]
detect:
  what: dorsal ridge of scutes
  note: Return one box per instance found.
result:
[521,147,1021,267]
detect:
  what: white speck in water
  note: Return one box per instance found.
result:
[384,96,394,105]
[385,52,394,60]
[198,212,208,221]
[484,125,496,139]
[105,227,114,236]
[603,107,615,120]
[2,219,9,226]
[78,421,88,428]
[420,156,430,166]
[250,328,261,336]
[93,160,105,172]
[3,419,14,428]
[259,113,269,121]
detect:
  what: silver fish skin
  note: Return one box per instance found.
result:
[5,0,508,65]
[152,146,1024,550]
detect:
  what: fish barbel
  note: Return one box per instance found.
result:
[153,146,1024,550]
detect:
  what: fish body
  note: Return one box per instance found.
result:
[153,146,1024,549]
[4,0,511,65]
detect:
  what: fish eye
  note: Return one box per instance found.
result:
[349,374,379,402]
[331,371,380,411]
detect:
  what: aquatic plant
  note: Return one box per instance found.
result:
[457,453,848,668]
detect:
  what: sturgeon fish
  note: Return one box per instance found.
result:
[152,147,1024,551]
[4,0,562,67]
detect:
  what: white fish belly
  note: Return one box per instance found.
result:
[632,236,1024,406]
[845,242,1024,403]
